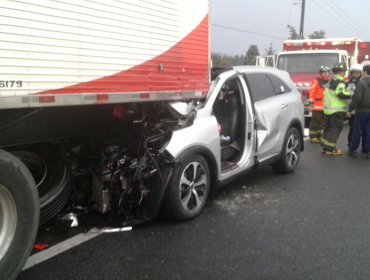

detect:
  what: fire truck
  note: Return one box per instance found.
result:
[0,1,210,279]
[258,38,370,122]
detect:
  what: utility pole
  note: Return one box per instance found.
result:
[299,0,306,39]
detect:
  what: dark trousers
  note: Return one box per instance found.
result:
[348,114,366,151]
[348,114,355,145]
[349,112,370,153]
[322,112,346,151]
[309,111,324,139]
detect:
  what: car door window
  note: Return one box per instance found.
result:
[267,74,291,95]
[244,73,274,102]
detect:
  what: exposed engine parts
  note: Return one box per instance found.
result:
[91,145,158,215]
[9,102,184,227]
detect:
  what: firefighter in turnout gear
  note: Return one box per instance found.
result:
[321,63,352,155]
[347,64,370,158]
[309,66,330,143]
[346,63,363,147]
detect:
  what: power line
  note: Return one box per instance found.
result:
[326,0,369,34]
[325,0,370,38]
[311,0,364,38]
[211,23,284,41]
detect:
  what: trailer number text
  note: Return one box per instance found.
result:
[0,80,23,88]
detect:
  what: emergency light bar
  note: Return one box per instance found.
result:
[359,43,368,49]
[284,40,355,48]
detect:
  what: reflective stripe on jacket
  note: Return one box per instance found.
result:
[324,74,352,115]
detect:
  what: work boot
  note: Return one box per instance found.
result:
[310,137,320,144]
[324,149,344,156]
[348,150,358,157]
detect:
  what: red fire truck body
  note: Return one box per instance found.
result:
[276,38,370,120]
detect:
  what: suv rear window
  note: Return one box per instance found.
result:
[244,73,274,102]
[244,73,291,102]
[267,74,291,95]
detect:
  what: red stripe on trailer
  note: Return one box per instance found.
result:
[139,93,150,99]
[37,16,209,96]
[39,96,55,103]
[96,94,109,102]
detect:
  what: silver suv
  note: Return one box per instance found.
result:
[162,66,305,221]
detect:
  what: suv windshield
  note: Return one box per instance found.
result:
[277,53,339,74]
[205,78,218,103]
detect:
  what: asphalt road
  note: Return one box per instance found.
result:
[18,125,370,280]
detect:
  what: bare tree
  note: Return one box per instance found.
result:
[211,53,232,67]
[265,42,277,55]
[211,53,246,67]
[287,25,300,40]
[245,45,260,65]
[308,30,326,39]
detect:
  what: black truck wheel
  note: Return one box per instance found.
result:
[12,150,71,225]
[0,149,39,280]
[162,154,210,221]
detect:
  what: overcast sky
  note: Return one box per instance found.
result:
[210,0,370,55]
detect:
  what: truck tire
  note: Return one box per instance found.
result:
[0,149,39,280]
[12,151,71,224]
[162,154,210,221]
[272,127,301,174]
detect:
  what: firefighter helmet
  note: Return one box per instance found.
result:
[331,62,347,73]
[319,66,330,73]
[349,63,363,72]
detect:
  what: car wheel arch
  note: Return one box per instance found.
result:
[160,146,216,221]
[288,118,304,151]
[171,146,219,192]
[272,126,302,174]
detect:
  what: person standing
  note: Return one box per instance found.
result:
[347,64,370,158]
[321,63,352,155]
[308,66,330,143]
[345,64,363,147]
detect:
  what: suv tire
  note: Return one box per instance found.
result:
[272,127,301,174]
[162,154,210,221]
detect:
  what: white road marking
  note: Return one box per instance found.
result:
[23,232,102,271]
[304,128,309,141]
